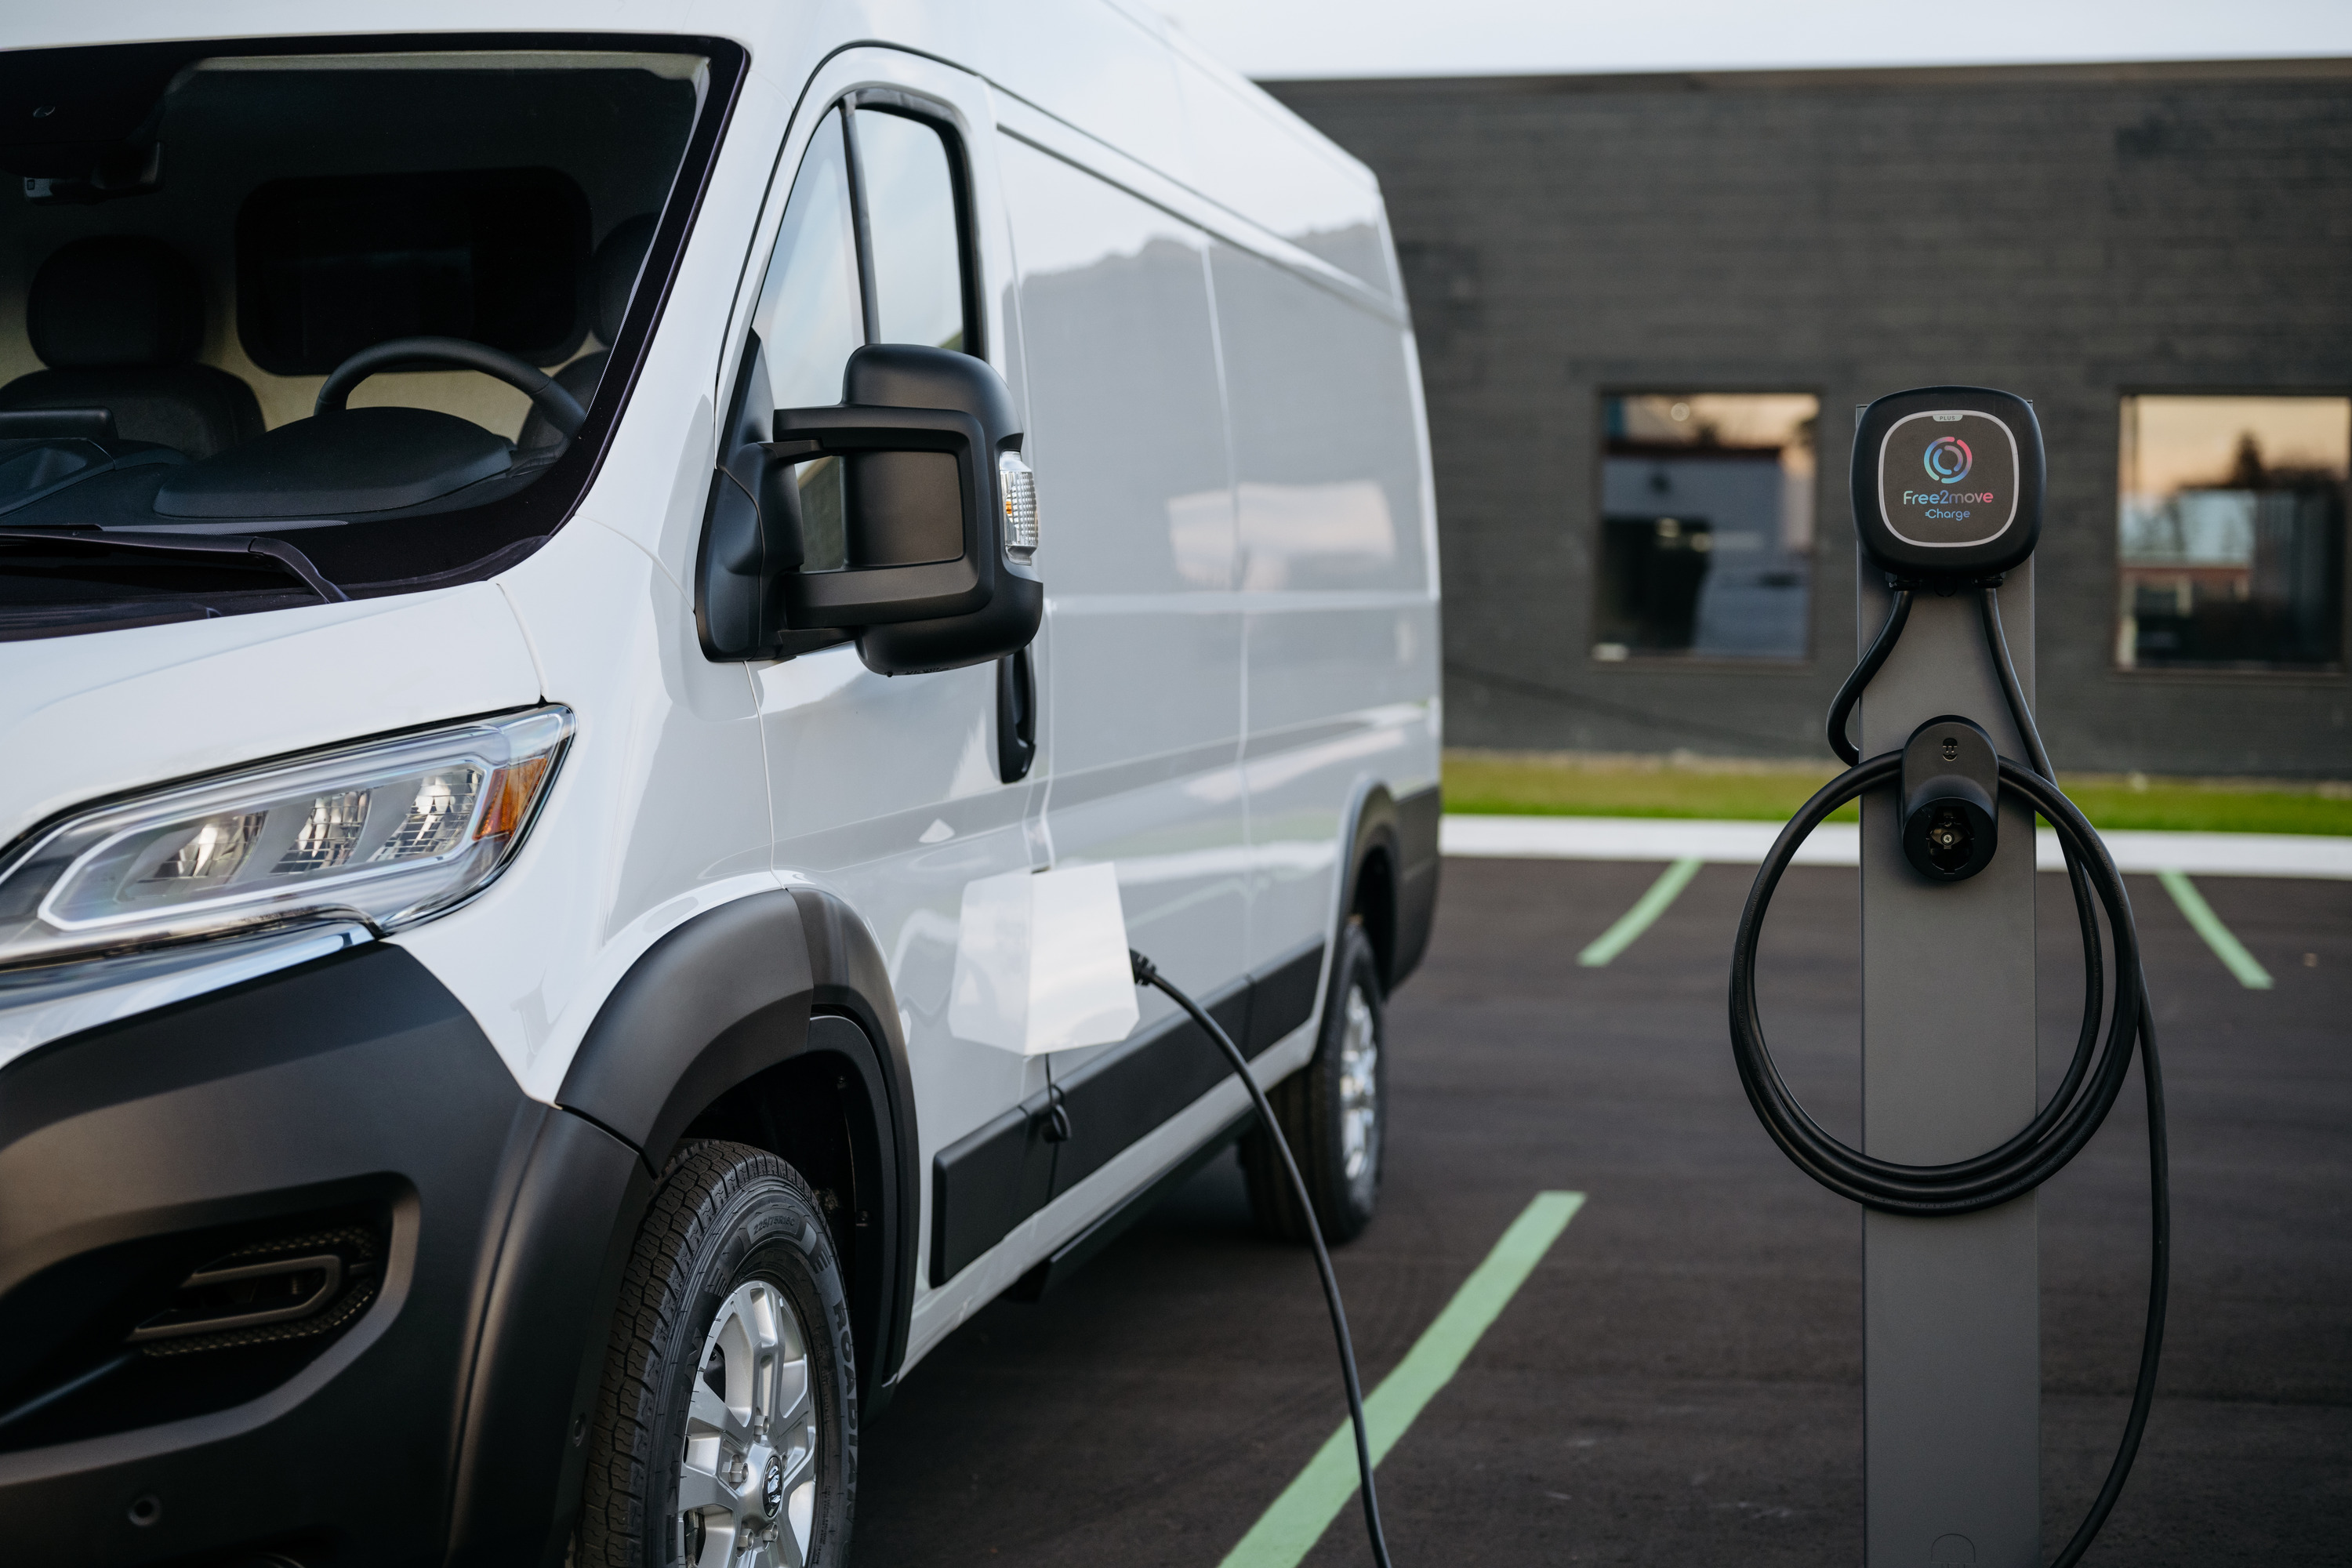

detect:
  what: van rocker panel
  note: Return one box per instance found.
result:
[927,939,1324,1286]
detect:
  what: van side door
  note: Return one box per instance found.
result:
[736,53,1053,1330]
[993,127,1251,1216]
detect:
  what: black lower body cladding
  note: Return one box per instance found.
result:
[927,939,1327,1285]
[0,942,633,1568]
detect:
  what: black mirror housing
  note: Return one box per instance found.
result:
[695,337,816,661]
[695,343,1042,674]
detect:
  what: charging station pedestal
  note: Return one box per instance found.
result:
[1857,557,2038,1566]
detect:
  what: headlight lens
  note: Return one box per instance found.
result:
[0,706,572,969]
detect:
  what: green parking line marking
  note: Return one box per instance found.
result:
[1577,857,1702,967]
[2158,868,2273,990]
[1218,1190,1587,1568]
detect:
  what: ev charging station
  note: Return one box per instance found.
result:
[1124,389,2164,1568]
[1854,407,2042,1564]
[1729,388,2169,1568]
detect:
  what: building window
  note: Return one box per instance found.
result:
[2117,395,2348,672]
[1594,394,1817,662]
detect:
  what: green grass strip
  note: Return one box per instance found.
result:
[1577,857,1703,967]
[2157,869,2274,990]
[1218,1190,1587,1568]
[1441,750,2352,834]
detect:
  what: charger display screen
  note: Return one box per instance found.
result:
[1877,411,2020,547]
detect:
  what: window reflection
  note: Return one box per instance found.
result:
[750,109,862,572]
[1210,242,1425,593]
[2117,395,2348,671]
[1595,394,1817,662]
[998,135,1232,598]
[856,110,967,352]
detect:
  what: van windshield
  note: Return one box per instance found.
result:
[0,40,730,638]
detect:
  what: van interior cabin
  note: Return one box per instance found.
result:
[0,43,710,635]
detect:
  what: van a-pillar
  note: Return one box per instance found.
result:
[1858,534,2039,1563]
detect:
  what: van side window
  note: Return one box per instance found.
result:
[754,106,865,412]
[753,106,864,570]
[855,108,968,352]
[747,102,975,572]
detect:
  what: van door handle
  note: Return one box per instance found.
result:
[996,645,1036,783]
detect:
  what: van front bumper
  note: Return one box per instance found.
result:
[0,942,639,1567]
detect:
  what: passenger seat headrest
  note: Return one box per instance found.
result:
[29,236,207,370]
[593,215,659,347]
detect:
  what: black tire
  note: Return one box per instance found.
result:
[1243,920,1388,1245]
[580,1140,857,1568]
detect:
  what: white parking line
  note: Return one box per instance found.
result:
[1440,815,2352,879]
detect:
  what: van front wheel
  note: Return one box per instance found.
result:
[1243,921,1387,1246]
[580,1141,857,1568]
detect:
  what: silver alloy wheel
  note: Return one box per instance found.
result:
[1337,980,1381,1193]
[677,1278,818,1568]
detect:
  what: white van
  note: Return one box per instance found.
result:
[0,6,1441,1563]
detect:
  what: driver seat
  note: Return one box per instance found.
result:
[0,237,264,459]
[518,214,655,449]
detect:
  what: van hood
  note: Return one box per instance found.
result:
[0,585,542,851]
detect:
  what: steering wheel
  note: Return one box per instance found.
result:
[315,336,587,439]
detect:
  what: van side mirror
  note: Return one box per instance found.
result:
[695,342,1042,676]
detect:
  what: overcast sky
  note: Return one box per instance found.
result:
[1150,0,2352,79]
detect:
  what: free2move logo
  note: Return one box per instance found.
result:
[1904,426,1998,517]
[1923,436,1973,483]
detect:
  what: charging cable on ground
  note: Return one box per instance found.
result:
[1729,582,2169,1567]
[1130,949,1394,1568]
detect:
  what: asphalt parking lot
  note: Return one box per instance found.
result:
[858,856,2352,1566]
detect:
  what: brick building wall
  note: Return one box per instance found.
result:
[1266,60,2352,776]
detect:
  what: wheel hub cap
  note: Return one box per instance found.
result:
[1338,981,1381,1189]
[762,1453,784,1519]
[677,1278,818,1567]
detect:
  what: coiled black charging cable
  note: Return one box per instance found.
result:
[1730,584,2169,1567]
[1131,949,1394,1568]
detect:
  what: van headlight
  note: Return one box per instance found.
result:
[0,706,572,970]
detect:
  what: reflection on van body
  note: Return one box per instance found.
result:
[0,9,1439,1563]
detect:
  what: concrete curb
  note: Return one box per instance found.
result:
[1439,815,2352,879]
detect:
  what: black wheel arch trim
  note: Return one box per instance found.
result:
[551,887,920,1412]
[1339,779,1439,993]
[1342,786,1401,988]
[1392,782,1442,988]
[445,1105,641,1567]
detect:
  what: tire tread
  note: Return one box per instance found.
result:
[579,1140,856,1566]
[1242,922,1385,1246]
